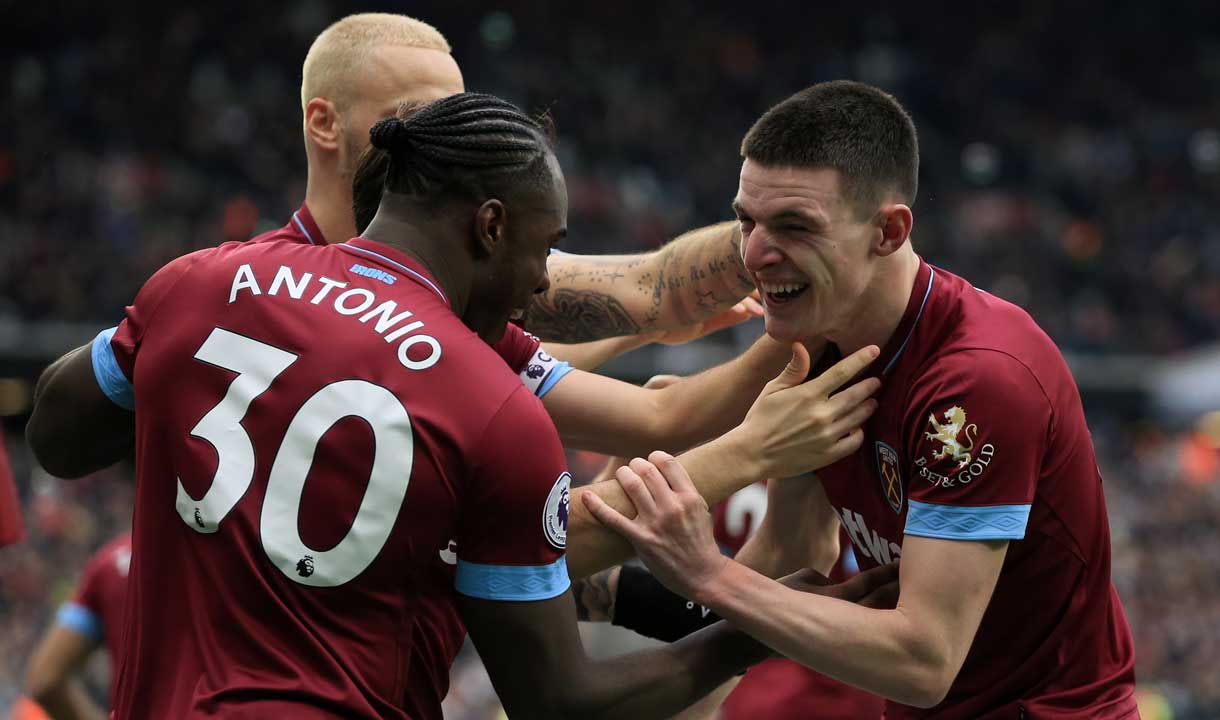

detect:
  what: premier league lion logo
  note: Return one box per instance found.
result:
[543,472,571,549]
[296,554,315,578]
[526,364,545,379]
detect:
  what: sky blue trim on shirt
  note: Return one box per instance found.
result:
[536,361,573,398]
[904,499,1031,541]
[454,556,571,601]
[92,327,135,410]
[337,244,448,303]
[292,212,318,245]
[56,602,102,642]
[882,267,936,376]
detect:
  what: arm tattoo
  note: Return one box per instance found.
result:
[572,567,618,622]
[526,288,641,343]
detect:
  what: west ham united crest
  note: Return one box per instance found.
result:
[876,442,904,513]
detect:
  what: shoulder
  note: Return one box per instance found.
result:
[907,347,1052,426]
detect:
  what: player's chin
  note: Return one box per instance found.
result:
[479,320,510,345]
[762,315,804,343]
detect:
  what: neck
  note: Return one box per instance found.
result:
[827,246,921,355]
[360,206,470,318]
[303,167,357,245]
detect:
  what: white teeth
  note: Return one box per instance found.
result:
[761,282,809,294]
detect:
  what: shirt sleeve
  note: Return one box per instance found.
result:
[902,350,1050,542]
[454,386,570,602]
[59,555,106,643]
[493,323,573,398]
[101,250,207,404]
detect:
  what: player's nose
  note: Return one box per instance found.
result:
[742,227,783,273]
[534,266,551,295]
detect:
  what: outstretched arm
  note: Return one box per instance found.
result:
[529,222,753,342]
[584,454,1006,708]
[542,334,790,458]
[564,344,880,579]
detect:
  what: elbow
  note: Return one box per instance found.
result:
[890,637,958,708]
[25,410,63,478]
[25,414,84,480]
[897,671,953,709]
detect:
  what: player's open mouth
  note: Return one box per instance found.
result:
[758,281,810,304]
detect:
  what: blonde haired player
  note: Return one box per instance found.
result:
[281,13,759,348]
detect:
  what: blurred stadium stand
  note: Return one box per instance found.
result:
[2,1,1218,718]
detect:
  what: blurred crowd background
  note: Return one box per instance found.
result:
[2,1,1218,718]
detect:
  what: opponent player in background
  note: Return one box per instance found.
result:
[587,81,1139,718]
[273,13,757,348]
[23,533,131,720]
[26,93,894,719]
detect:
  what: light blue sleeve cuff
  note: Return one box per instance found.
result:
[454,556,570,601]
[56,602,102,642]
[517,345,573,398]
[904,500,1031,541]
[92,327,135,410]
[536,361,572,398]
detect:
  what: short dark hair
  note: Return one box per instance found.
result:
[356,92,555,229]
[741,80,919,213]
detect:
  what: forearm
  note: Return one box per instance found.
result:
[529,222,752,343]
[568,622,769,720]
[648,334,789,450]
[30,681,107,720]
[544,336,651,372]
[736,479,841,579]
[567,429,763,579]
[694,561,950,707]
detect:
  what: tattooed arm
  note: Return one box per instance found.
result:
[528,221,754,343]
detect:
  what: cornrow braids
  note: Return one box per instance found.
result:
[368,92,554,203]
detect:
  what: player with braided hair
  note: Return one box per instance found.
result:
[28,91,895,719]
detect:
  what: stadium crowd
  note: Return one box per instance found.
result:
[1,1,1218,718]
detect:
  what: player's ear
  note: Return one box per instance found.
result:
[473,199,507,258]
[873,204,913,257]
[304,97,341,152]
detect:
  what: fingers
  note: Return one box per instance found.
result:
[581,491,643,541]
[860,580,901,609]
[824,376,882,419]
[778,567,833,590]
[807,345,879,397]
[615,465,658,518]
[762,342,811,396]
[818,427,867,467]
[823,397,880,439]
[647,450,699,498]
[822,562,899,603]
[628,457,675,511]
[740,293,764,317]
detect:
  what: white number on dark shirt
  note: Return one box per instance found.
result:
[177,327,413,587]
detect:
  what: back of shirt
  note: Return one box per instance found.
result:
[102,238,570,719]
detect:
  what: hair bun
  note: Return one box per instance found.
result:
[369,116,411,151]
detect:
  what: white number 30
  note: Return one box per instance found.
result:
[176,327,413,587]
